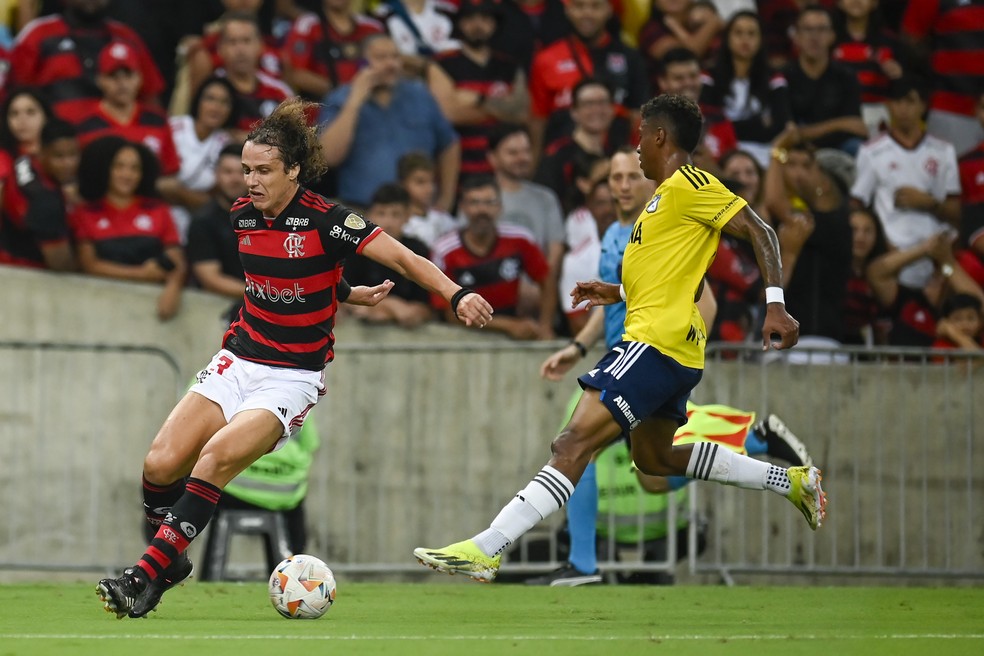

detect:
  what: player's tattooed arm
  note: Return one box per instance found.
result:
[721,206,783,289]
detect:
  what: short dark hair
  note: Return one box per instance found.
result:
[397,151,434,180]
[796,5,833,27]
[487,123,528,152]
[78,136,159,201]
[459,174,499,197]
[571,77,612,107]
[887,75,929,102]
[219,11,261,41]
[658,47,699,76]
[246,98,327,183]
[40,119,76,147]
[942,293,983,318]
[640,94,703,154]
[370,182,410,207]
[190,76,240,130]
[218,141,243,160]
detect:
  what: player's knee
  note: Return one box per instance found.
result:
[143,447,181,485]
[549,425,593,460]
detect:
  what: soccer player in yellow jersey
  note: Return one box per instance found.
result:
[415,94,826,583]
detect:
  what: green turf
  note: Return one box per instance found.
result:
[0,582,981,656]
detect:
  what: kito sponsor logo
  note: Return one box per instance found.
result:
[329,224,361,244]
[246,275,306,303]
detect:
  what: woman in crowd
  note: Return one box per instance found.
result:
[0,87,52,207]
[700,11,790,167]
[843,206,890,346]
[72,136,186,321]
[165,75,239,241]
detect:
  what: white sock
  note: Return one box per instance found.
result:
[473,465,575,556]
[686,442,790,495]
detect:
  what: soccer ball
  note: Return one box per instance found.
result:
[269,554,336,619]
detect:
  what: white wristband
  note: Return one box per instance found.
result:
[619,284,626,301]
[765,286,785,305]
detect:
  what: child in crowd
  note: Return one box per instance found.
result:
[396,151,459,249]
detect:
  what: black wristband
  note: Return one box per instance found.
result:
[571,340,587,358]
[337,277,352,303]
[451,287,476,318]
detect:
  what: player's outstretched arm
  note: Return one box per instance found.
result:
[721,206,800,350]
[540,306,605,381]
[361,231,493,327]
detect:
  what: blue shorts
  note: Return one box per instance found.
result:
[577,341,703,437]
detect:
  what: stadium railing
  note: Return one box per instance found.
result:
[0,338,980,585]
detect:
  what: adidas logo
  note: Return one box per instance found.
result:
[278,407,288,417]
[240,235,251,246]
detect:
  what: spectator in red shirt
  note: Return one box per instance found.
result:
[832,0,908,137]
[431,174,550,339]
[656,47,736,174]
[72,136,187,321]
[527,0,649,164]
[957,92,984,280]
[932,293,984,357]
[9,0,164,122]
[184,0,283,97]
[640,0,723,84]
[281,0,385,101]
[0,88,53,213]
[902,0,984,156]
[0,119,80,271]
[75,42,182,177]
[213,12,294,138]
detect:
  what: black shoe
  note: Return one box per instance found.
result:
[758,414,813,468]
[524,563,602,587]
[96,568,147,619]
[129,553,194,618]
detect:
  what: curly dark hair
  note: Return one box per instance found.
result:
[0,87,53,155]
[640,94,703,154]
[78,136,160,202]
[246,97,326,183]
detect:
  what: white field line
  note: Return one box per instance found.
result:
[1,634,983,641]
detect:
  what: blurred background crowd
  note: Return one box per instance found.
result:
[0,0,982,356]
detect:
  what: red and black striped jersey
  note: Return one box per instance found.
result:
[430,224,549,316]
[959,142,984,251]
[9,14,165,121]
[832,33,904,104]
[0,154,70,268]
[282,11,384,87]
[71,196,180,265]
[902,0,984,115]
[223,187,383,370]
[215,68,294,133]
[433,48,522,176]
[75,101,182,175]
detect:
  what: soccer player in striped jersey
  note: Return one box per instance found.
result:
[415,94,826,583]
[96,98,492,618]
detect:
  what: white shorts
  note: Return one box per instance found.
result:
[191,349,326,451]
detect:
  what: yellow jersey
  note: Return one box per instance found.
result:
[621,165,747,369]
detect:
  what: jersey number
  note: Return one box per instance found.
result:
[215,356,233,375]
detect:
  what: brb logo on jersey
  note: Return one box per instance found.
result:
[284,233,306,257]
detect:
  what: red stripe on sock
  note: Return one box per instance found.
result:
[142,476,179,492]
[185,481,221,504]
[146,545,172,571]
[136,560,157,581]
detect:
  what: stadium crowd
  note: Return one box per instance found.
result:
[0,0,982,354]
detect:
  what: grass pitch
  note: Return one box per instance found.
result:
[0,582,981,656]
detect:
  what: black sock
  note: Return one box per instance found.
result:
[142,476,186,542]
[136,477,221,581]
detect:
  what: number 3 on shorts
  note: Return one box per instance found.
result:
[215,355,233,375]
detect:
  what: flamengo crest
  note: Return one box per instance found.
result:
[284,233,305,258]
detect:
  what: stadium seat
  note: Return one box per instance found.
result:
[200,510,292,582]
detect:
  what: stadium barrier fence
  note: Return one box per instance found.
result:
[0,338,980,584]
